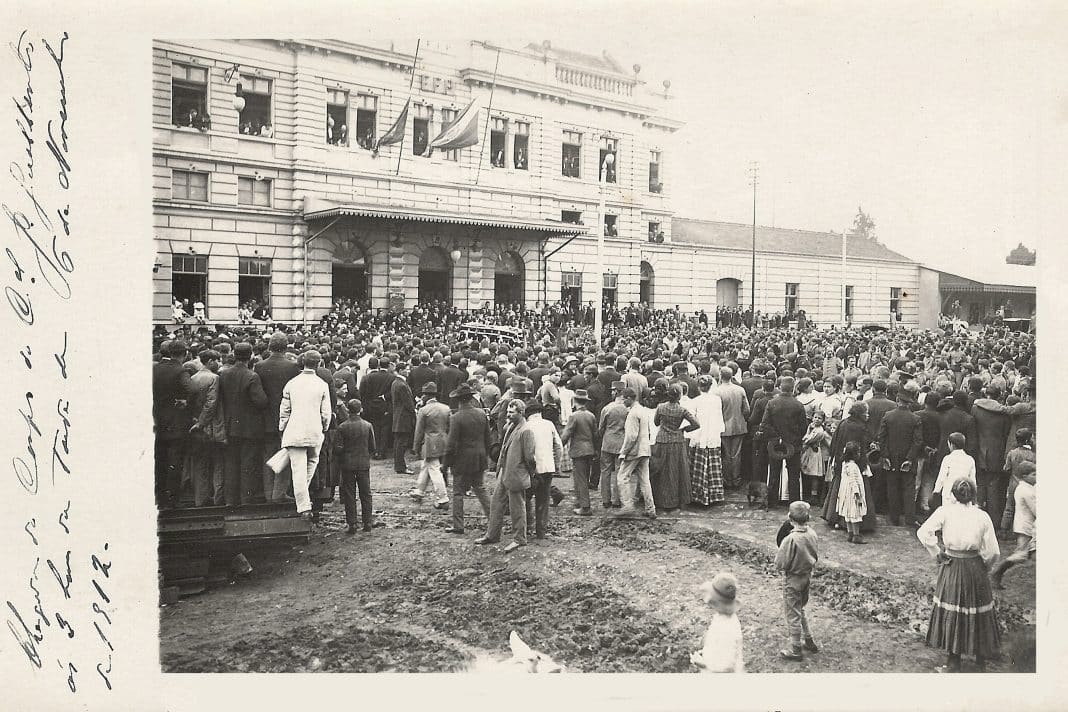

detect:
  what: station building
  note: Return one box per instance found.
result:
[153,39,926,329]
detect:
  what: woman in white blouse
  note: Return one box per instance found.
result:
[916,477,1001,672]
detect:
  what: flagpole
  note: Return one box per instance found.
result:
[474,48,501,186]
[395,39,421,177]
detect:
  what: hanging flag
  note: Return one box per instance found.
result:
[430,98,480,150]
[376,98,410,148]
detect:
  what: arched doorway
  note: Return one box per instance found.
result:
[331,238,370,306]
[494,251,525,307]
[639,261,654,306]
[716,278,740,308]
[419,246,452,304]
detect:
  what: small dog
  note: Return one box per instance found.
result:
[747,481,769,511]
[468,631,565,673]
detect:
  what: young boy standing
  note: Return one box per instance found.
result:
[335,399,376,533]
[690,572,745,673]
[775,501,820,661]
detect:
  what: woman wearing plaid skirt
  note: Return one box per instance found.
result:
[916,478,1001,672]
[686,375,726,505]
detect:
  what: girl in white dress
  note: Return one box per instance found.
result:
[836,441,868,544]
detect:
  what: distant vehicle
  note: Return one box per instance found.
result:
[456,322,527,347]
[1002,317,1032,333]
[860,323,889,333]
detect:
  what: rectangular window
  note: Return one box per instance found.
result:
[490,117,508,167]
[327,88,348,145]
[785,283,799,316]
[561,271,582,311]
[599,136,618,183]
[890,287,902,317]
[604,214,618,237]
[413,104,432,157]
[238,75,273,137]
[649,150,662,192]
[172,170,208,202]
[844,285,854,319]
[648,221,663,243]
[439,108,458,161]
[239,257,272,309]
[237,176,272,207]
[602,272,618,306]
[514,121,529,170]
[172,254,208,310]
[171,63,209,128]
[561,210,582,225]
[355,94,377,149]
[562,130,582,178]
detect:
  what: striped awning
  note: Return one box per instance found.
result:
[305,203,589,235]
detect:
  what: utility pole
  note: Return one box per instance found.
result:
[748,162,758,316]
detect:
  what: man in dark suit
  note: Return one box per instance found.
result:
[864,379,896,513]
[254,333,301,502]
[748,379,776,486]
[937,391,979,463]
[391,360,417,474]
[218,342,268,506]
[758,376,807,505]
[436,355,467,410]
[443,384,493,534]
[359,356,393,459]
[335,398,376,533]
[153,340,195,508]
[972,384,1012,519]
[877,392,923,526]
[916,394,944,517]
[408,352,436,397]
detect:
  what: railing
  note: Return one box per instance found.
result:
[555,66,633,97]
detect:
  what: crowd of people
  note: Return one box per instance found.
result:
[154,299,1036,670]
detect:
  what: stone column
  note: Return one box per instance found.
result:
[387,233,406,310]
[291,223,307,325]
[467,241,485,310]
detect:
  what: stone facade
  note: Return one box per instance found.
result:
[153,39,923,327]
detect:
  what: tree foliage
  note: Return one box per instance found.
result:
[851,206,877,242]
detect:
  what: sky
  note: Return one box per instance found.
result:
[468,0,1066,276]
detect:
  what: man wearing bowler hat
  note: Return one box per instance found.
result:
[561,389,598,515]
[443,383,493,534]
[598,381,629,509]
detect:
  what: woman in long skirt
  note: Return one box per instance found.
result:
[687,375,726,505]
[651,383,700,511]
[916,478,1001,672]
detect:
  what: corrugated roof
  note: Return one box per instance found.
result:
[670,217,915,263]
[928,261,1037,290]
[305,203,590,235]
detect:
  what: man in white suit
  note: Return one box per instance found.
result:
[613,388,656,519]
[279,350,332,518]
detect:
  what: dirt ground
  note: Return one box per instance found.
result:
[160,460,1036,674]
